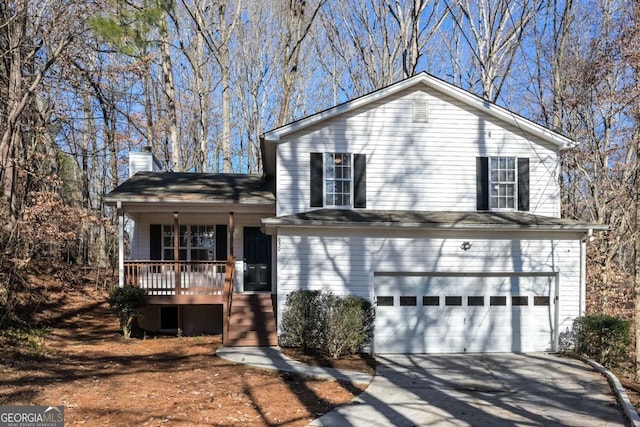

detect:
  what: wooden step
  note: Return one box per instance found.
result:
[224,293,278,347]
[226,328,277,341]
[228,320,277,332]
[230,294,275,308]
[224,330,278,347]
[229,303,274,314]
[228,314,276,327]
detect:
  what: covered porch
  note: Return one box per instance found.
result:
[105,172,276,297]
[104,166,278,343]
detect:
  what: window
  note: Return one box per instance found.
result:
[477,157,529,211]
[445,296,462,306]
[490,296,507,306]
[512,296,529,306]
[325,153,352,207]
[490,157,516,209]
[162,225,215,261]
[377,296,394,306]
[423,296,440,306]
[310,153,366,208]
[534,296,550,306]
[468,296,484,306]
[160,306,179,330]
[400,296,417,306]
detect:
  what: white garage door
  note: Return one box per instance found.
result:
[373,274,556,354]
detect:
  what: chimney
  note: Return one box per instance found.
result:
[129,146,163,177]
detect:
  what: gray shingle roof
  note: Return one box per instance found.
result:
[105,172,275,205]
[262,209,606,231]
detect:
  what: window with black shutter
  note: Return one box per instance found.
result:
[310,152,366,208]
[477,156,529,211]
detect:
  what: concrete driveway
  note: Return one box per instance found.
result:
[309,353,626,427]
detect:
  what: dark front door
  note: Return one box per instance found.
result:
[243,227,272,292]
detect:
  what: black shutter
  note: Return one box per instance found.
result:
[354,154,366,208]
[150,224,162,260]
[310,152,323,207]
[518,158,530,211]
[476,157,489,211]
[216,224,228,260]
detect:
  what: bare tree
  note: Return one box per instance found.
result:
[0,0,84,227]
[275,0,326,126]
[321,0,448,95]
[444,0,546,102]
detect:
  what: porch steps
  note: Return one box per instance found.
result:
[225,294,278,347]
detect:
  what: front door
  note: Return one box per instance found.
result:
[243,227,272,292]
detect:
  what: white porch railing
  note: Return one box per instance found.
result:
[124,261,226,296]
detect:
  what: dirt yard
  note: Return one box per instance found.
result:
[0,275,368,426]
[2,266,640,425]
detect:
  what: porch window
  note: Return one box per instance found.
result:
[162,224,215,261]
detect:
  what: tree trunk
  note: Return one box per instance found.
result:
[160,14,180,172]
[219,0,232,173]
[0,0,27,227]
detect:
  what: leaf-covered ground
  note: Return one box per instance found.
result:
[0,271,367,426]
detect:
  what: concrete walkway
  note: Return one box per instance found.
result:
[216,346,373,384]
[217,348,631,427]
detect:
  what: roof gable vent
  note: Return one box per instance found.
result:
[413,96,428,123]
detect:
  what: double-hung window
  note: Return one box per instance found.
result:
[476,156,529,211]
[310,152,366,209]
[324,153,352,207]
[490,157,516,209]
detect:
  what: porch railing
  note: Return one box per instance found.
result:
[222,256,236,345]
[124,260,226,296]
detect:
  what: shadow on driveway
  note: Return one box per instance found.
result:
[310,353,626,427]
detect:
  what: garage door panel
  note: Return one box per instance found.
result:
[374,274,556,354]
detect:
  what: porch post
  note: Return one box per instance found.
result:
[118,202,124,288]
[174,212,180,294]
[228,211,234,257]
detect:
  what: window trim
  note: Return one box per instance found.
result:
[324,152,353,208]
[489,156,517,210]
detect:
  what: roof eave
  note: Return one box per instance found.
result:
[262,73,573,149]
[262,74,427,142]
[261,219,607,232]
[105,196,275,206]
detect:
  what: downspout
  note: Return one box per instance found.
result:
[579,229,593,316]
[118,201,124,288]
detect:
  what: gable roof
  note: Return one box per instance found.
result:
[260,72,574,177]
[104,172,275,205]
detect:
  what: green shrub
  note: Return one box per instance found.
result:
[322,295,374,359]
[279,290,323,350]
[279,290,374,358]
[107,285,148,339]
[572,314,631,367]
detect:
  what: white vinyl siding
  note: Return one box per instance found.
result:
[275,228,583,349]
[276,88,559,217]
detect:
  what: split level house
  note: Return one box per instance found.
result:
[105,72,606,354]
